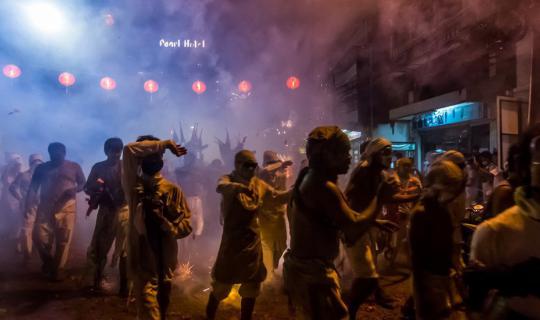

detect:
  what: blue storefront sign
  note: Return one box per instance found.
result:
[413,102,482,129]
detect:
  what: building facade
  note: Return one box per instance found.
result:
[331,0,536,170]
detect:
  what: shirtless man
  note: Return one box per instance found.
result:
[284,126,393,319]
[29,143,86,281]
[344,138,408,318]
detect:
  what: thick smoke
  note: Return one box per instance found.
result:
[0,0,373,170]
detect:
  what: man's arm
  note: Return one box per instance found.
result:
[388,192,420,204]
[25,165,43,213]
[122,140,172,202]
[322,181,380,243]
[9,173,23,200]
[75,163,86,193]
[262,181,291,206]
[84,165,100,195]
[216,174,248,194]
[159,186,192,239]
[490,185,514,216]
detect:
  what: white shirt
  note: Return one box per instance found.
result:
[471,204,540,318]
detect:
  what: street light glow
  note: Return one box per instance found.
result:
[23,2,67,36]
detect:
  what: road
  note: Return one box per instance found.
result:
[0,210,411,319]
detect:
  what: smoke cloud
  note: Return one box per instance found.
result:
[0,0,375,170]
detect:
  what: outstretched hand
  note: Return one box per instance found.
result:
[168,141,188,157]
[282,160,293,168]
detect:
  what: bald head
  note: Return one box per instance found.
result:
[306,126,351,174]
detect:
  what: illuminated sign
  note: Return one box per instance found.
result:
[392,143,415,151]
[159,39,206,49]
[413,102,482,129]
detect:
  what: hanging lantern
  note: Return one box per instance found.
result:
[104,13,115,26]
[144,80,159,93]
[100,77,116,91]
[3,64,21,79]
[286,76,300,90]
[192,80,206,95]
[238,80,252,93]
[58,72,76,87]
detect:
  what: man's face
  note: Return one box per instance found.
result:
[237,161,258,180]
[375,146,392,169]
[480,157,490,167]
[398,163,412,176]
[49,150,66,163]
[141,153,164,176]
[324,144,352,175]
[106,149,122,162]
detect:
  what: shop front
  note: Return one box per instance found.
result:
[390,90,491,172]
[413,102,489,170]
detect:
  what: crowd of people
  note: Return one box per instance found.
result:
[0,123,539,320]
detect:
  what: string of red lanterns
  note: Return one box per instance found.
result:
[2,64,302,94]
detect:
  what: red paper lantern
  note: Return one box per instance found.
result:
[192,80,206,95]
[58,72,76,87]
[286,76,300,90]
[3,64,21,79]
[144,80,159,93]
[238,80,252,93]
[100,77,116,91]
[104,14,115,26]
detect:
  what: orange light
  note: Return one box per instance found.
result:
[144,80,159,93]
[192,80,207,94]
[58,72,76,87]
[286,76,300,90]
[100,77,116,90]
[3,64,21,79]
[238,80,252,93]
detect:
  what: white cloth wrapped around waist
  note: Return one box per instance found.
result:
[186,196,204,236]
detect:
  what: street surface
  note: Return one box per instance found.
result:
[0,207,411,320]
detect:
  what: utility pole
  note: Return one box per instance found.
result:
[529,27,540,124]
[368,46,374,136]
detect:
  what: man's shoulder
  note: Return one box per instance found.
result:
[20,170,32,179]
[478,205,521,232]
[64,160,82,169]
[160,177,183,193]
[219,173,234,181]
[410,201,426,213]
[34,162,50,173]
[409,175,421,184]
[352,161,370,173]
[410,202,427,220]
[90,160,108,170]
[301,174,340,199]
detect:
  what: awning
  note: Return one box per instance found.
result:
[389,89,467,120]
